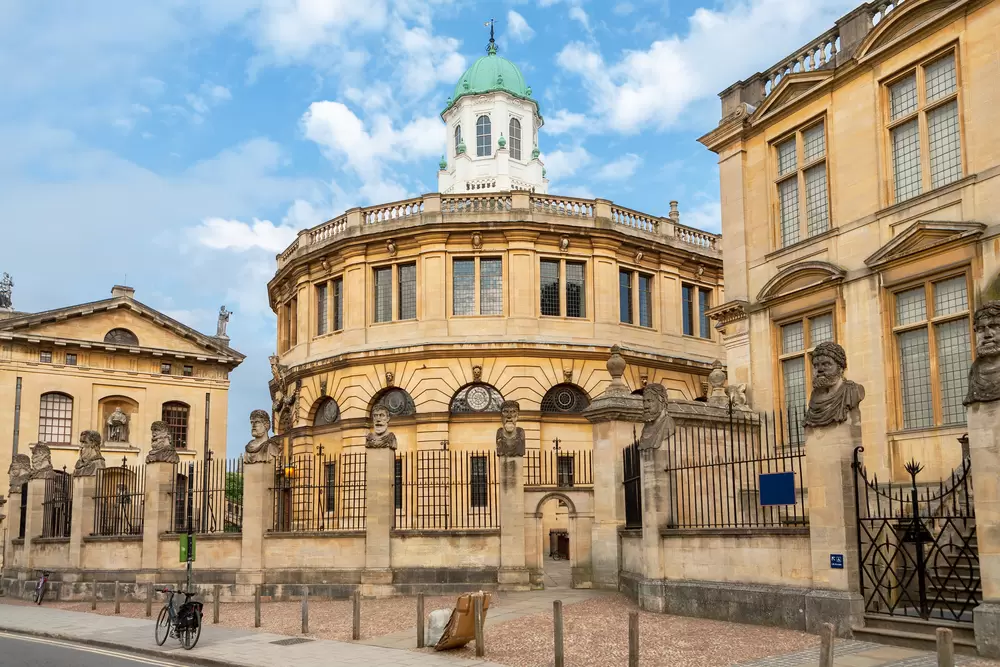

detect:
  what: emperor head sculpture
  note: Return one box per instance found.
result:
[803,341,865,428]
[365,405,397,450]
[30,442,54,479]
[8,453,31,492]
[965,301,1000,405]
[146,420,180,464]
[74,430,106,477]
[244,409,280,464]
[638,383,675,451]
[495,400,525,457]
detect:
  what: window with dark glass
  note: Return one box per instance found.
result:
[333,277,343,331]
[39,351,52,363]
[682,283,712,339]
[39,392,73,444]
[509,118,522,160]
[316,282,328,335]
[65,353,77,366]
[540,259,560,316]
[183,365,193,377]
[324,462,336,513]
[619,270,634,324]
[557,455,575,488]
[638,273,653,328]
[453,259,475,316]
[566,262,585,318]
[476,115,492,157]
[480,258,502,315]
[162,401,190,449]
[394,458,403,510]
[161,362,172,374]
[470,455,489,508]
[398,263,416,320]
[374,267,392,323]
[454,124,462,154]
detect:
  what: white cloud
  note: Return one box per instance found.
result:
[680,200,722,233]
[507,10,534,42]
[541,146,592,181]
[556,0,859,133]
[253,0,390,63]
[544,109,590,135]
[568,6,590,31]
[560,185,596,199]
[393,23,466,96]
[614,2,635,15]
[596,153,642,181]
[185,82,233,119]
[194,217,298,253]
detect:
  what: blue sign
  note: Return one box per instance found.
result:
[759,472,796,506]
[830,554,844,569]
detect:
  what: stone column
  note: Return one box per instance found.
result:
[362,447,394,597]
[141,460,177,573]
[583,346,642,590]
[239,460,272,587]
[963,302,1000,657]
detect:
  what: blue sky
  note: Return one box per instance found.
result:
[0,0,861,455]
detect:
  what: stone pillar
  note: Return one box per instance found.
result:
[24,476,46,570]
[498,455,529,590]
[68,475,97,570]
[362,446,394,597]
[639,447,670,602]
[4,487,23,574]
[141,461,177,573]
[239,460,272,586]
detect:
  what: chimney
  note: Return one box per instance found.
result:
[111,285,135,299]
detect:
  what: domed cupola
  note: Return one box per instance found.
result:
[437,21,547,196]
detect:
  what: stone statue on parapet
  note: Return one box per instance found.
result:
[495,400,525,457]
[269,355,300,434]
[244,409,280,464]
[146,421,180,464]
[106,407,130,443]
[217,305,231,339]
[30,443,55,479]
[8,454,31,493]
[365,405,397,450]
[965,301,1000,405]
[74,430,106,477]
[804,341,865,428]
[638,383,675,451]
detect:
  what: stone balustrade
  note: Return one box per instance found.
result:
[676,224,718,250]
[310,215,347,245]
[363,198,425,225]
[442,193,513,214]
[763,26,842,97]
[531,195,595,218]
[611,205,658,233]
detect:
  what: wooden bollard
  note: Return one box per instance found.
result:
[820,623,835,667]
[553,600,564,667]
[416,593,425,648]
[628,611,639,667]
[145,582,153,617]
[474,595,485,658]
[937,627,955,667]
[213,585,220,624]
[301,591,309,635]
[254,585,261,628]
[114,581,120,615]
[91,579,97,611]
[352,590,361,640]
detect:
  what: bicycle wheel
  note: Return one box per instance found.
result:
[154,606,171,646]
[33,583,44,605]
[181,612,201,650]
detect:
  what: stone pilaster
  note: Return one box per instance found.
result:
[967,399,1000,657]
[238,461,272,586]
[68,475,97,570]
[23,477,46,570]
[498,455,529,590]
[4,488,22,574]
[362,447,394,597]
[141,461,176,573]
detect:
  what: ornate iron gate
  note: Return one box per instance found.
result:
[853,446,980,623]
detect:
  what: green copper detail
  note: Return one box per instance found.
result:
[542,167,547,178]
[457,140,466,155]
[439,155,448,170]
[442,50,536,117]
[497,134,506,148]
[531,147,540,159]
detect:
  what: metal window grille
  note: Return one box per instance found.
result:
[540,259,560,316]
[316,282,328,335]
[450,383,505,413]
[565,261,585,318]
[778,177,800,246]
[890,74,918,120]
[776,138,797,176]
[453,259,475,316]
[638,273,653,327]
[804,165,829,237]
[899,328,934,429]
[105,328,139,345]
[398,263,416,320]
[936,318,971,424]
[664,410,809,529]
[892,119,922,202]
[394,458,403,510]
[934,277,968,315]
[540,384,590,413]
[809,314,834,345]
[509,118,522,160]
[896,286,927,325]
[480,258,503,315]
[802,122,825,162]
[622,440,642,529]
[394,450,499,530]
[928,100,962,189]
[526,450,593,487]
[42,470,72,538]
[925,54,957,102]
[333,277,343,331]
[682,284,693,336]
[374,267,392,323]
[373,388,416,418]
[18,483,27,539]
[782,357,807,447]
[38,392,73,444]
[619,270,633,324]
[162,402,190,450]
[93,461,145,536]
[272,451,366,532]
[476,115,491,157]
[169,457,244,534]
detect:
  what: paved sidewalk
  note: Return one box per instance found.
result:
[735,640,981,666]
[0,603,506,667]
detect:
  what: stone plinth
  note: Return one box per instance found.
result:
[141,461,177,572]
[24,477,46,570]
[3,488,23,573]
[967,400,1000,657]
[498,456,529,590]
[69,475,97,569]
[639,447,670,600]
[239,460,273,584]
[363,447,394,597]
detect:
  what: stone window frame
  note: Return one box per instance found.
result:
[450,255,505,317]
[881,45,964,206]
[278,296,297,352]
[774,308,836,447]
[371,261,419,325]
[771,115,831,250]
[476,114,492,157]
[454,124,463,155]
[315,281,329,336]
[681,282,713,340]
[618,267,656,329]
[508,116,522,161]
[538,256,588,320]
[39,391,74,444]
[887,269,973,432]
[314,275,346,337]
[162,400,191,450]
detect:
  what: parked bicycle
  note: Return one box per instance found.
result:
[154,587,203,650]
[32,570,51,605]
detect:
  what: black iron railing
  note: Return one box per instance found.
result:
[169,457,244,534]
[93,460,145,536]
[622,438,642,529]
[271,451,366,532]
[525,450,593,487]
[394,450,500,530]
[41,469,72,538]
[664,410,808,529]
[17,482,27,539]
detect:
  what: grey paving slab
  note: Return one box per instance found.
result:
[734,639,978,667]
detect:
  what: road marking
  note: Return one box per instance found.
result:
[0,631,187,666]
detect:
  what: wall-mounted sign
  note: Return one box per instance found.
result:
[759,471,796,506]
[830,554,844,569]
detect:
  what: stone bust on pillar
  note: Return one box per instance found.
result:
[965,301,1000,405]
[365,405,397,450]
[30,443,55,479]
[146,421,180,464]
[244,409,280,464]
[803,341,865,428]
[638,383,675,451]
[74,430,106,477]
[8,454,32,493]
[495,400,525,457]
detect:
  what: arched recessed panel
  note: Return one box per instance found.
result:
[104,328,139,346]
[540,383,590,413]
[371,388,416,418]
[450,383,504,414]
[314,397,341,426]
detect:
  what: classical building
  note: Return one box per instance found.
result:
[0,284,244,477]
[699,0,999,480]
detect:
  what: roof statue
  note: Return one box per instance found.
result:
[0,273,12,311]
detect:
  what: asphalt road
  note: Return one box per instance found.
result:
[0,632,190,667]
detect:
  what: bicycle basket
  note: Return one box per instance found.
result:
[177,601,203,629]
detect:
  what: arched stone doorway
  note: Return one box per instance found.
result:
[525,490,594,590]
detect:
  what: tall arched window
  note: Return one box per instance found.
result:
[371,388,416,418]
[476,116,492,157]
[540,384,590,413]
[454,125,463,154]
[509,118,522,160]
[450,383,504,413]
[104,328,139,346]
[162,401,190,449]
[39,392,73,444]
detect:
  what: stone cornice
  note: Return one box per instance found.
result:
[583,393,643,424]
[705,300,749,327]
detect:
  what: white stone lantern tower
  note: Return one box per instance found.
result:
[437,25,547,194]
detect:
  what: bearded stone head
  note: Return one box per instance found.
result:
[371,405,390,436]
[810,341,847,389]
[250,409,271,438]
[500,400,520,434]
[31,443,52,470]
[80,430,102,447]
[974,302,1000,357]
[642,383,668,422]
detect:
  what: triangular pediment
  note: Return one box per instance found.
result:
[864,220,985,270]
[855,0,960,61]
[757,261,846,304]
[753,72,833,121]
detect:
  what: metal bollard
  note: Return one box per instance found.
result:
[628,611,639,667]
[937,627,955,667]
[416,593,425,648]
[114,581,120,615]
[254,585,261,628]
[553,600,564,667]
[213,584,220,624]
[145,582,153,617]
[474,595,485,658]
[352,590,361,640]
[301,590,309,635]
[819,623,835,667]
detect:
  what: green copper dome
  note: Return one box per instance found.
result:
[442,47,536,116]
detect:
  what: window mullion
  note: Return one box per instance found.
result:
[924,282,944,426]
